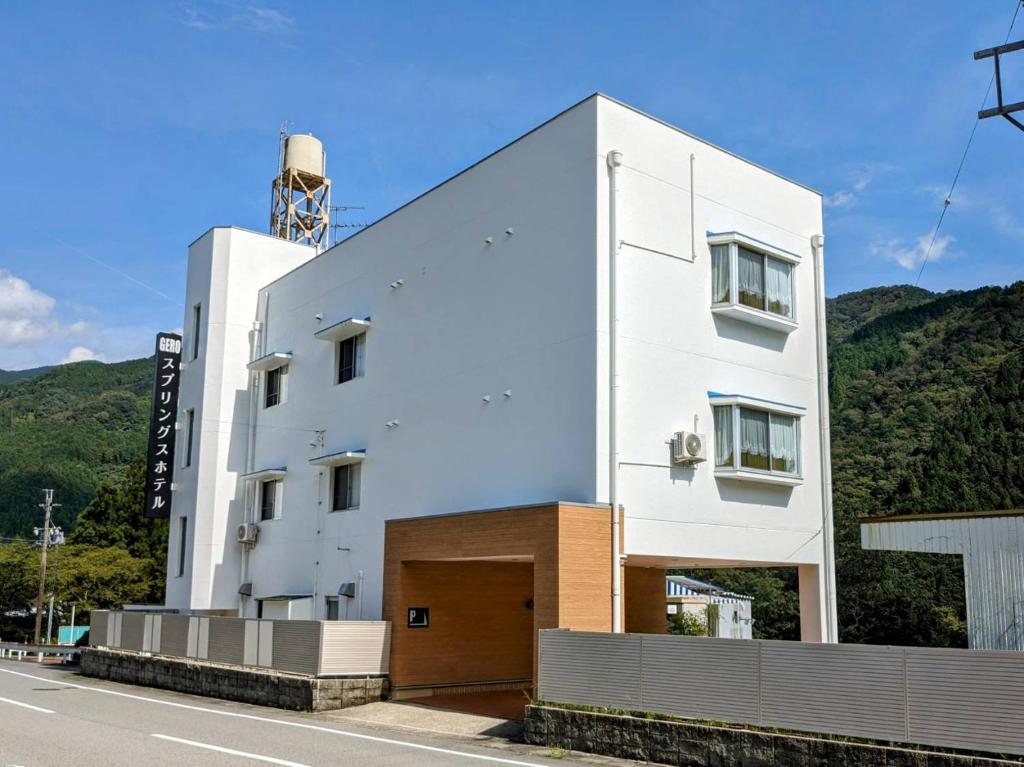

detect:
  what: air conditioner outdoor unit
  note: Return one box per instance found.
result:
[671,431,707,466]
[237,523,260,545]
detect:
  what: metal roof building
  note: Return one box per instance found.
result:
[861,510,1024,651]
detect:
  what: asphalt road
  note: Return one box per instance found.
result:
[0,659,589,767]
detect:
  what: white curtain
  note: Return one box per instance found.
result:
[711,245,730,303]
[713,406,733,467]
[765,257,793,318]
[739,408,769,469]
[770,414,798,473]
[737,248,765,309]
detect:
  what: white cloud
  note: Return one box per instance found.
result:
[180,4,294,33]
[824,190,856,209]
[61,346,104,364]
[0,270,88,353]
[0,269,56,319]
[870,232,955,271]
[824,163,895,210]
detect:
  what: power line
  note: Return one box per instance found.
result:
[916,0,1023,286]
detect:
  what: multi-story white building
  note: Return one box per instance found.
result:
[165,94,836,694]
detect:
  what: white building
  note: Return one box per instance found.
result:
[164,94,837,691]
[666,576,754,640]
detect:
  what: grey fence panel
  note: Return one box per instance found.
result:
[270,620,321,675]
[207,618,245,665]
[160,615,190,656]
[89,611,109,647]
[907,647,1024,755]
[539,631,642,711]
[640,634,759,723]
[760,641,907,743]
[119,613,147,651]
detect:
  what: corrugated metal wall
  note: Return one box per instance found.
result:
[88,612,389,677]
[862,514,1024,650]
[207,617,245,665]
[319,621,393,675]
[271,620,321,675]
[538,630,1024,756]
[160,615,190,656]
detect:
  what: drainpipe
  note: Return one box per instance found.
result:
[239,295,267,615]
[607,149,624,634]
[811,234,838,642]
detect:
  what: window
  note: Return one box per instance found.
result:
[325,596,340,620]
[337,335,365,384]
[713,402,801,479]
[176,516,187,577]
[331,464,360,511]
[191,303,202,360]
[260,479,281,521]
[265,365,288,408]
[183,409,195,468]
[710,236,796,331]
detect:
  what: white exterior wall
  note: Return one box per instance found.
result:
[593,99,832,639]
[164,229,316,613]
[239,99,601,619]
[167,95,834,637]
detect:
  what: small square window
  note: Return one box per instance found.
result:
[332,464,361,511]
[260,479,281,521]
[265,365,288,408]
[338,335,365,384]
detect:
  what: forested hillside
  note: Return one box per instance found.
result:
[689,281,1024,646]
[0,358,151,538]
[2,281,1023,646]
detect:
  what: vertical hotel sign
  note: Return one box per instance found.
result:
[145,333,182,518]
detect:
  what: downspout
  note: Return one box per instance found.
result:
[811,234,838,642]
[689,153,697,261]
[607,149,624,634]
[240,293,267,615]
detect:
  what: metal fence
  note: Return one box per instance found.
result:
[538,630,1024,756]
[89,611,390,677]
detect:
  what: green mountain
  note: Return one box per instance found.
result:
[0,358,152,538]
[0,365,54,386]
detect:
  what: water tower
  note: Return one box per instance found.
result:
[270,132,331,252]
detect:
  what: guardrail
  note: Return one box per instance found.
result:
[0,642,80,662]
[90,611,390,677]
[538,629,1024,757]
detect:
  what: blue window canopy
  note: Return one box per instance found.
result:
[314,317,371,343]
[706,231,801,263]
[247,351,293,371]
[309,449,366,468]
[707,391,805,417]
[241,467,287,482]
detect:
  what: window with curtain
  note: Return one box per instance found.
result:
[770,413,798,473]
[713,406,733,467]
[765,257,793,318]
[739,408,770,470]
[714,403,800,476]
[737,247,765,310]
[709,238,796,323]
[711,244,730,303]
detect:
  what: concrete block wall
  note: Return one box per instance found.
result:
[524,706,1020,767]
[81,648,387,712]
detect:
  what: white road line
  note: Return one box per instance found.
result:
[0,695,54,714]
[0,668,545,766]
[152,734,311,766]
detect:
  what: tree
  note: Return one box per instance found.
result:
[668,610,708,637]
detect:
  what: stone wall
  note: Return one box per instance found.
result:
[81,648,387,712]
[524,705,1022,767]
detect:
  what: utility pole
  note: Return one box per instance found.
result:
[33,489,59,645]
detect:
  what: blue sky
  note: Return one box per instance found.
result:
[1,1,1022,368]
